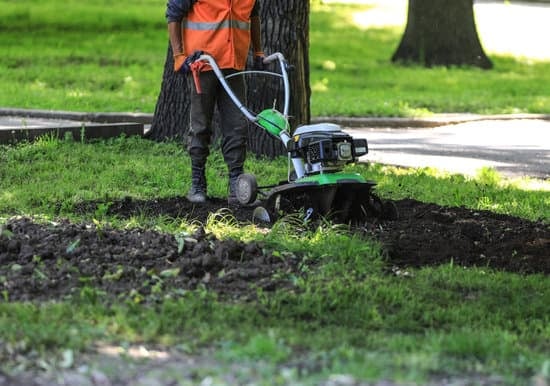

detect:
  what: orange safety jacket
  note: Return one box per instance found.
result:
[182,0,257,70]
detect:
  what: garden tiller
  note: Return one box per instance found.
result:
[191,52,397,223]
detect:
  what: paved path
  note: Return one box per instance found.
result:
[0,116,93,130]
[0,115,143,142]
[345,119,550,179]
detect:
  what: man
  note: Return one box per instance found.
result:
[166,0,264,204]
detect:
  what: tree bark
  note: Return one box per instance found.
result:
[392,0,492,69]
[148,0,311,159]
[246,0,310,158]
[148,46,190,141]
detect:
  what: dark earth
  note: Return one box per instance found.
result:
[1,197,548,303]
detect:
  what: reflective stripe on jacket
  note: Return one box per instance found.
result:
[182,0,256,70]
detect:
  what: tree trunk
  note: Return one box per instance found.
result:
[392,0,492,69]
[148,0,310,158]
[148,46,190,141]
[246,0,310,158]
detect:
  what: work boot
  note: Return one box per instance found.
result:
[187,167,207,204]
[227,172,241,205]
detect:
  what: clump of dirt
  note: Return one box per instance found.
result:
[1,196,548,303]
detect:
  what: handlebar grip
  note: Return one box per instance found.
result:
[263,52,284,64]
[197,54,214,66]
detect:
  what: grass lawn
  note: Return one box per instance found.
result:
[1,1,549,116]
[0,1,549,385]
[1,135,549,385]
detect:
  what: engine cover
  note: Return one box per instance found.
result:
[289,123,368,173]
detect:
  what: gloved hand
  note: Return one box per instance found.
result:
[253,52,266,71]
[173,50,204,73]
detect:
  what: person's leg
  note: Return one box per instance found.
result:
[217,71,248,204]
[186,71,218,203]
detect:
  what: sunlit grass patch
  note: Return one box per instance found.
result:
[348,163,549,222]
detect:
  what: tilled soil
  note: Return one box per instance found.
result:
[1,197,548,303]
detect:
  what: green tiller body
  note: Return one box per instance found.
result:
[194,52,397,222]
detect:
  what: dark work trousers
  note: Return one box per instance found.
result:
[187,69,248,176]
